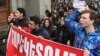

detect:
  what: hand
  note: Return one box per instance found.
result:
[67,40,71,46]
[18,26,22,30]
[8,16,13,22]
[60,20,65,26]
[84,50,90,56]
[79,5,89,12]
[18,26,25,32]
[38,36,44,39]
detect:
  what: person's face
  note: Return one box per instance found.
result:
[53,14,57,18]
[79,13,94,27]
[28,21,36,30]
[9,13,14,19]
[14,10,22,18]
[44,20,50,27]
[8,13,15,21]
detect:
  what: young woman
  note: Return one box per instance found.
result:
[42,19,57,41]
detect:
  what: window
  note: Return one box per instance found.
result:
[0,0,6,7]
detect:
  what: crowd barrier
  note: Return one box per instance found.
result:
[6,25,85,56]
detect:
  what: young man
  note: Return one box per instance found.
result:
[65,7,100,56]
[14,8,29,27]
[28,15,50,40]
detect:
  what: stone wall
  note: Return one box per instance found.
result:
[10,0,51,18]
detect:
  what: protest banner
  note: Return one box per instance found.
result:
[73,0,86,9]
[6,26,84,56]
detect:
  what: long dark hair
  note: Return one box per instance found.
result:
[43,19,52,29]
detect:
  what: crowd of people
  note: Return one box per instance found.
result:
[7,1,100,56]
[8,2,75,45]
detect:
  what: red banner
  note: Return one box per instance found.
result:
[6,26,84,56]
